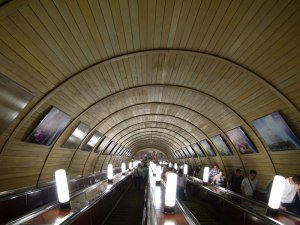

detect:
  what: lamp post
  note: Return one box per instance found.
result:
[107,164,113,184]
[183,164,188,175]
[55,169,71,210]
[164,172,177,214]
[203,167,209,186]
[121,162,126,175]
[156,165,162,185]
[266,175,285,216]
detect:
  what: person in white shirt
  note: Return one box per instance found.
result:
[280,176,300,216]
[241,170,258,198]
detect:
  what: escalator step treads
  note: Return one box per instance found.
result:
[183,199,220,225]
[104,181,146,225]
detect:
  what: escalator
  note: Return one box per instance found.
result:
[103,179,146,225]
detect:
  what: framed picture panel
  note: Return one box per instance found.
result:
[25,107,71,146]
[200,139,216,156]
[63,122,90,149]
[227,127,258,154]
[83,131,102,151]
[211,135,233,156]
[252,112,300,151]
[191,143,205,157]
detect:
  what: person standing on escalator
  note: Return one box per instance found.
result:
[133,163,144,191]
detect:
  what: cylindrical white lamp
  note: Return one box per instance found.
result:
[156,165,162,184]
[164,172,177,214]
[174,163,178,171]
[107,164,113,184]
[203,167,209,185]
[129,162,133,171]
[121,162,126,175]
[55,169,71,210]
[169,162,172,168]
[267,175,285,215]
[153,163,157,176]
[183,164,188,175]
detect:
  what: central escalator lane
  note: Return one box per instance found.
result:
[103,179,146,225]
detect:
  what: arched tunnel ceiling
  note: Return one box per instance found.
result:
[0,0,300,189]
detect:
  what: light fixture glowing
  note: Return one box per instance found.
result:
[55,169,71,210]
[174,163,178,170]
[107,164,113,184]
[203,167,209,185]
[129,162,133,171]
[121,162,126,175]
[268,175,285,209]
[156,165,162,184]
[169,162,172,168]
[164,172,177,214]
[183,164,188,175]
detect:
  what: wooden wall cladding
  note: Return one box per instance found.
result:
[0,0,299,193]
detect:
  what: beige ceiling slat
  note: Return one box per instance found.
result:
[118,0,134,51]
[115,61,127,89]
[24,2,77,73]
[41,0,89,67]
[128,57,138,86]
[208,66,236,96]
[94,68,113,95]
[218,0,264,56]
[207,0,242,51]
[181,56,201,87]
[146,55,152,84]
[0,23,58,88]
[178,0,201,48]
[94,0,120,55]
[172,0,192,47]
[65,0,100,61]
[87,0,113,58]
[160,0,175,47]
[168,54,183,85]
[151,54,159,84]
[185,0,211,49]
[140,55,147,84]
[177,55,197,86]
[146,0,156,47]
[6,13,66,82]
[89,70,107,99]
[197,0,230,50]
[53,0,95,64]
[153,0,165,48]
[77,0,108,59]
[104,63,121,91]
[231,1,289,61]
[39,0,87,71]
[135,55,143,85]
[0,39,50,94]
[238,2,299,66]
[137,0,147,49]
[166,0,183,48]
[109,0,128,53]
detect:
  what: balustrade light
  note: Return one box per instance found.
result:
[121,162,126,175]
[183,164,188,175]
[203,166,209,185]
[55,169,71,210]
[267,175,285,215]
[107,164,113,184]
[156,165,162,184]
[164,172,177,214]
